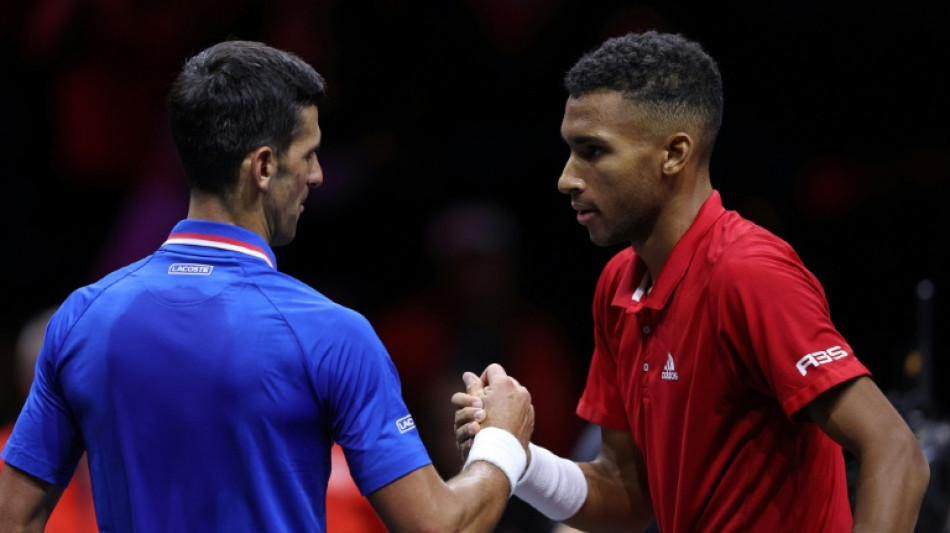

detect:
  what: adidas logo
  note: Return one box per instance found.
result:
[661,353,679,381]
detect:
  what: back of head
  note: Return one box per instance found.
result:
[565,31,723,152]
[168,40,327,196]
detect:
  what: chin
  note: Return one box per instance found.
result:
[272,230,296,247]
[588,231,623,248]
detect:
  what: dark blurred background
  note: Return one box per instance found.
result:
[0,0,948,528]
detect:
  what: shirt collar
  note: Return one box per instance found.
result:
[161,220,277,270]
[612,190,726,311]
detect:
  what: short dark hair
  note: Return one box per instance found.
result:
[565,31,723,147]
[168,40,327,195]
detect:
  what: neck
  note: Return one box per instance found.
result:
[633,179,712,280]
[186,192,269,242]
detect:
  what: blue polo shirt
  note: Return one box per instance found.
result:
[2,219,431,532]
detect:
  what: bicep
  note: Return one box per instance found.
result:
[803,376,910,457]
[0,462,64,532]
[803,376,930,529]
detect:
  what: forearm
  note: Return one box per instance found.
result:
[512,440,652,533]
[443,461,513,531]
[558,460,652,532]
[370,461,513,533]
[851,433,930,532]
[371,426,527,532]
[439,427,527,531]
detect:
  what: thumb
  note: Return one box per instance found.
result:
[482,363,508,386]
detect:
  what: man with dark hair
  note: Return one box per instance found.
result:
[455,31,929,531]
[0,40,534,533]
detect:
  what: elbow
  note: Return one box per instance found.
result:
[909,437,930,497]
[880,427,931,499]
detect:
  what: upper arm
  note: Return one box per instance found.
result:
[0,461,64,532]
[712,242,870,416]
[803,376,915,458]
[803,376,930,530]
[569,427,653,532]
[313,313,432,496]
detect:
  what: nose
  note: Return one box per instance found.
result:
[557,157,585,195]
[308,160,324,189]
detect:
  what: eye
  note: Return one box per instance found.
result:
[579,144,605,160]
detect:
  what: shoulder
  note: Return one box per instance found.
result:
[257,272,380,345]
[708,214,805,279]
[705,215,826,307]
[52,256,155,329]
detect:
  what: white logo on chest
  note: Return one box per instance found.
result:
[661,353,679,381]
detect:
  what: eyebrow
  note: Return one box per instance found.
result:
[563,134,604,145]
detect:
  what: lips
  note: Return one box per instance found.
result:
[572,202,597,225]
[576,210,597,225]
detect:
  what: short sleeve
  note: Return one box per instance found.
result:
[313,312,432,495]
[713,236,870,417]
[2,308,85,487]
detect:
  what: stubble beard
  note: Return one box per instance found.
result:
[594,206,658,249]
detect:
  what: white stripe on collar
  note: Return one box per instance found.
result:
[163,237,275,269]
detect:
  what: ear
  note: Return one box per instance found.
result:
[661,132,693,176]
[248,146,277,192]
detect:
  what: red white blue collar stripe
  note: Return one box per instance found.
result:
[162,231,275,269]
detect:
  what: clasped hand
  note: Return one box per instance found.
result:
[451,363,534,461]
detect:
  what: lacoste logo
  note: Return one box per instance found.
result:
[661,353,678,381]
[396,414,416,434]
[168,263,214,275]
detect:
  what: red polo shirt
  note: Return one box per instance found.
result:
[577,191,869,532]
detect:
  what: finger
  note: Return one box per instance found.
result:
[451,392,483,409]
[479,363,503,384]
[459,439,474,462]
[463,371,487,397]
[482,363,509,386]
[454,406,486,428]
[455,420,481,446]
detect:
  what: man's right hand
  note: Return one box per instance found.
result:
[452,363,533,461]
[369,364,535,532]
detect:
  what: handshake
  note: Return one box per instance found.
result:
[449,363,534,493]
[450,364,589,522]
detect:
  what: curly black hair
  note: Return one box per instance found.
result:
[565,31,723,145]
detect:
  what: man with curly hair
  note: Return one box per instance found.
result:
[455,30,929,532]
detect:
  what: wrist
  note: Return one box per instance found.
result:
[462,426,527,496]
[514,442,588,521]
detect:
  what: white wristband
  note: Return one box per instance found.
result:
[514,442,588,521]
[463,427,527,496]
